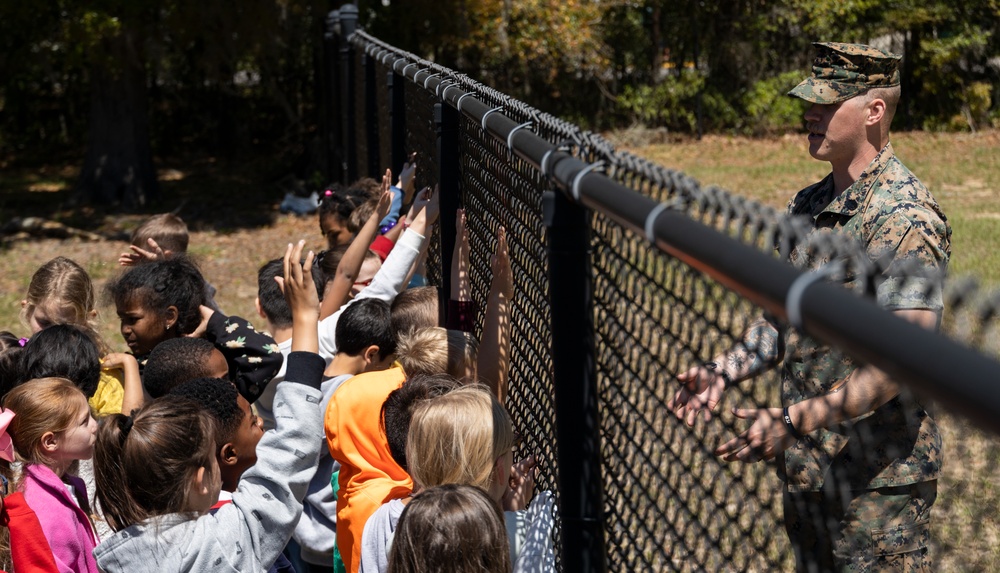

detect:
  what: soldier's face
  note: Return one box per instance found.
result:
[803,98,869,165]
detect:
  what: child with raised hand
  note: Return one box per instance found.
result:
[106,256,282,403]
[168,377,295,573]
[319,169,394,320]
[92,240,326,573]
[117,213,188,267]
[317,183,440,362]
[2,377,100,573]
[319,159,415,251]
[117,213,221,310]
[19,257,142,416]
[387,484,511,573]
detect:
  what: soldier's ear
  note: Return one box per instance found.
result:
[865,97,887,126]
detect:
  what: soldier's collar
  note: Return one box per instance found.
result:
[822,142,894,217]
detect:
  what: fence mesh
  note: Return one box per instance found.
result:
[340,28,1000,573]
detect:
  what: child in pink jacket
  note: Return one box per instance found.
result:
[3,378,99,573]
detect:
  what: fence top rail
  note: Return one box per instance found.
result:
[345,28,1000,437]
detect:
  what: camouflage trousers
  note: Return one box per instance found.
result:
[783,481,936,573]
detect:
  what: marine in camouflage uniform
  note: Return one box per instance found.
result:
[669,43,950,573]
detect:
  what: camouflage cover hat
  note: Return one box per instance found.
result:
[788,42,901,104]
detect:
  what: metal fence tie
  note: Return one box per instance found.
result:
[456,93,476,114]
[540,148,557,180]
[441,83,461,103]
[401,62,418,78]
[785,261,843,331]
[481,106,504,131]
[437,79,457,99]
[540,142,577,182]
[644,197,688,243]
[412,67,432,84]
[422,72,442,90]
[571,161,605,202]
[507,122,533,155]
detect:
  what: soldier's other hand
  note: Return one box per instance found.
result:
[667,366,727,426]
[715,407,795,463]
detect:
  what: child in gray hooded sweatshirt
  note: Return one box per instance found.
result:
[92,240,323,573]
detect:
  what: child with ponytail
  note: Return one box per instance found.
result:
[92,240,325,572]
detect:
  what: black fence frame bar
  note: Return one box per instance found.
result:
[363,52,380,179]
[376,56,609,571]
[334,35,1000,572]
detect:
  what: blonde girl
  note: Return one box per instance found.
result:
[2,377,100,573]
[20,257,142,416]
[360,385,554,573]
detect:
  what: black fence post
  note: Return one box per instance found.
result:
[324,10,340,184]
[389,70,407,178]
[543,189,606,573]
[435,101,460,303]
[363,51,380,179]
[338,3,358,184]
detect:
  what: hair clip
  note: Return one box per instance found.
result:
[0,408,16,463]
[121,414,135,436]
[17,337,28,347]
[324,189,334,198]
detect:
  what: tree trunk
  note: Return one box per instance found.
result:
[77,26,158,208]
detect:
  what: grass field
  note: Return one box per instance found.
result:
[1,130,998,570]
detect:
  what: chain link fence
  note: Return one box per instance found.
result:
[325,16,1000,573]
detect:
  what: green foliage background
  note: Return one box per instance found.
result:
[0,0,997,162]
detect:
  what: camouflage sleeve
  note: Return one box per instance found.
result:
[726,314,784,381]
[868,202,950,312]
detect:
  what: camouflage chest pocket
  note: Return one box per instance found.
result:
[865,212,913,264]
[870,519,930,572]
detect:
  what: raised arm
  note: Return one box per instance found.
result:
[118,238,168,267]
[283,240,320,353]
[397,153,417,205]
[222,239,325,572]
[401,185,440,285]
[478,226,513,403]
[451,209,472,303]
[320,171,393,320]
[446,209,477,332]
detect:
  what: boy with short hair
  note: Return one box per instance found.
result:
[168,377,264,492]
[168,377,294,573]
[289,298,398,573]
[141,315,282,405]
[128,213,189,258]
[117,212,221,310]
